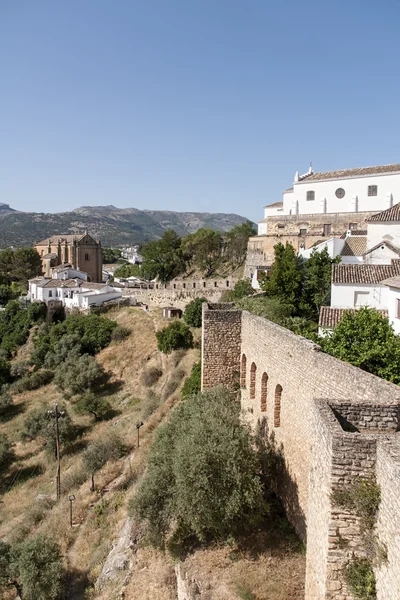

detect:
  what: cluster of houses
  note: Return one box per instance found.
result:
[249,163,400,336]
[28,266,123,312]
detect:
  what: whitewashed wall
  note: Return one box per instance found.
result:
[331,283,389,309]
[386,286,400,334]
[366,222,400,249]
[274,172,400,216]
[364,244,400,265]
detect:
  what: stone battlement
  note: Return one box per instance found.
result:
[201,303,400,599]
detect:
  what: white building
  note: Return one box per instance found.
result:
[260,163,400,234]
[28,274,122,311]
[319,201,400,335]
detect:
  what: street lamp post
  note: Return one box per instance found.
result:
[136,421,144,448]
[47,403,65,501]
[69,495,76,527]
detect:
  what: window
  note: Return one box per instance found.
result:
[240,354,247,388]
[349,223,358,230]
[335,188,345,199]
[306,190,315,201]
[299,228,307,236]
[193,282,196,288]
[203,281,206,288]
[274,385,282,427]
[48,290,52,298]
[84,253,89,261]
[323,224,332,236]
[368,185,378,197]
[354,291,370,307]
[277,224,285,229]
[250,362,257,399]
[226,280,230,287]
[183,283,186,289]
[397,299,400,319]
[260,373,268,412]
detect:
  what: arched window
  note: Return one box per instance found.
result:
[240,354,247,389]
[250,362,257,399]
[261,372,268,412]
[274,384,282,427]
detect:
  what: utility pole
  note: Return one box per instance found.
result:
[48,403,65,501]
[136,421,144,448]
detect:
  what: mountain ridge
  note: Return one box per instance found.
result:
[0,204,252,247]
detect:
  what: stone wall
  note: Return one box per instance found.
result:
[121,277,239,309]
[244,210,376,276]
[375,439,400,600]
[201,304,400,600]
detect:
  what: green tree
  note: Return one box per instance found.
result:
[9,534,64,600]
[320,307,400,383]
[23,405,78,454]
[0,432,15,471]
[83,433,125,490]
[181,228,222,275]
[260,242,304,309]
[75,392,112,420]
[102,247,122,263]
[183,297,207,328]
[114,263,141,278]
[0,358,11,387]
[0,390,12,416]
[225,221,257,267]
[0,284,13,306]
[130,386,265,550]
[141,229,184,282]
[54,354,107,395]
[301,247,340,319]
[235,295,292,324]
[181,362,201,399]
[156,321,193,354]
[12,248,42,286]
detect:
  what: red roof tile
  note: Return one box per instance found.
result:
[319,307,388,329]
[332,261,400,284]
[365,202,400,222]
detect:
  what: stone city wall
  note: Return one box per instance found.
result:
[201,304,400,599]
[121,277,239,309]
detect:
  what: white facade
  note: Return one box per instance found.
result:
[64,287,121,309]
[260,164,400,235]
[366,222,400,249]
[385,284,400,334]
[28,277,121,311]
[330,283,389,310]
[52,267,88,281]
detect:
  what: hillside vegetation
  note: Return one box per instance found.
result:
[0,303,305,600]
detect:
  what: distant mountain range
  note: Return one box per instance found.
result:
[0,204,252,247]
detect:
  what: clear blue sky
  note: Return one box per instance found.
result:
[1,0,399,223]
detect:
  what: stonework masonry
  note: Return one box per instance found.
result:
[244,211,376,277]
[201,304,400,600]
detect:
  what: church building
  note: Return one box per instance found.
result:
[245,163,400,278]
[35,232,103,283]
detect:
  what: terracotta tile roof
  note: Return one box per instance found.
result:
[332,261,400,284]
[339,230,367,239]
[364,240,400,257]
[36,233,98,245]
[340,237,367,256]
[319,306,388,329]
[298,164,400,183]
[265,202,284,208]
[42,279,84,288]
[365,202,400,222]
[382,276,400,289]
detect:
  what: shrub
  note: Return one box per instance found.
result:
[13,370,54,393]
[156,321,193,354]
[0,390,12,416]
[111,325,131,342]
[164,378,180,398]
[23,405,78,455]
[83,433,126,489]
[130,386,265,550]
[0,359,11,387]
[331,476,381,530]
[0,432,14,471]
[75,393,112,420]
[183,298,207,328]
[9,534,64,600]
[141,366,163,387]
[345,557,376,600]
[54,354,107,395]
[43,334,82,369]
[181,362,201,399]
[141,392,162,419]
[10,361,30,380]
